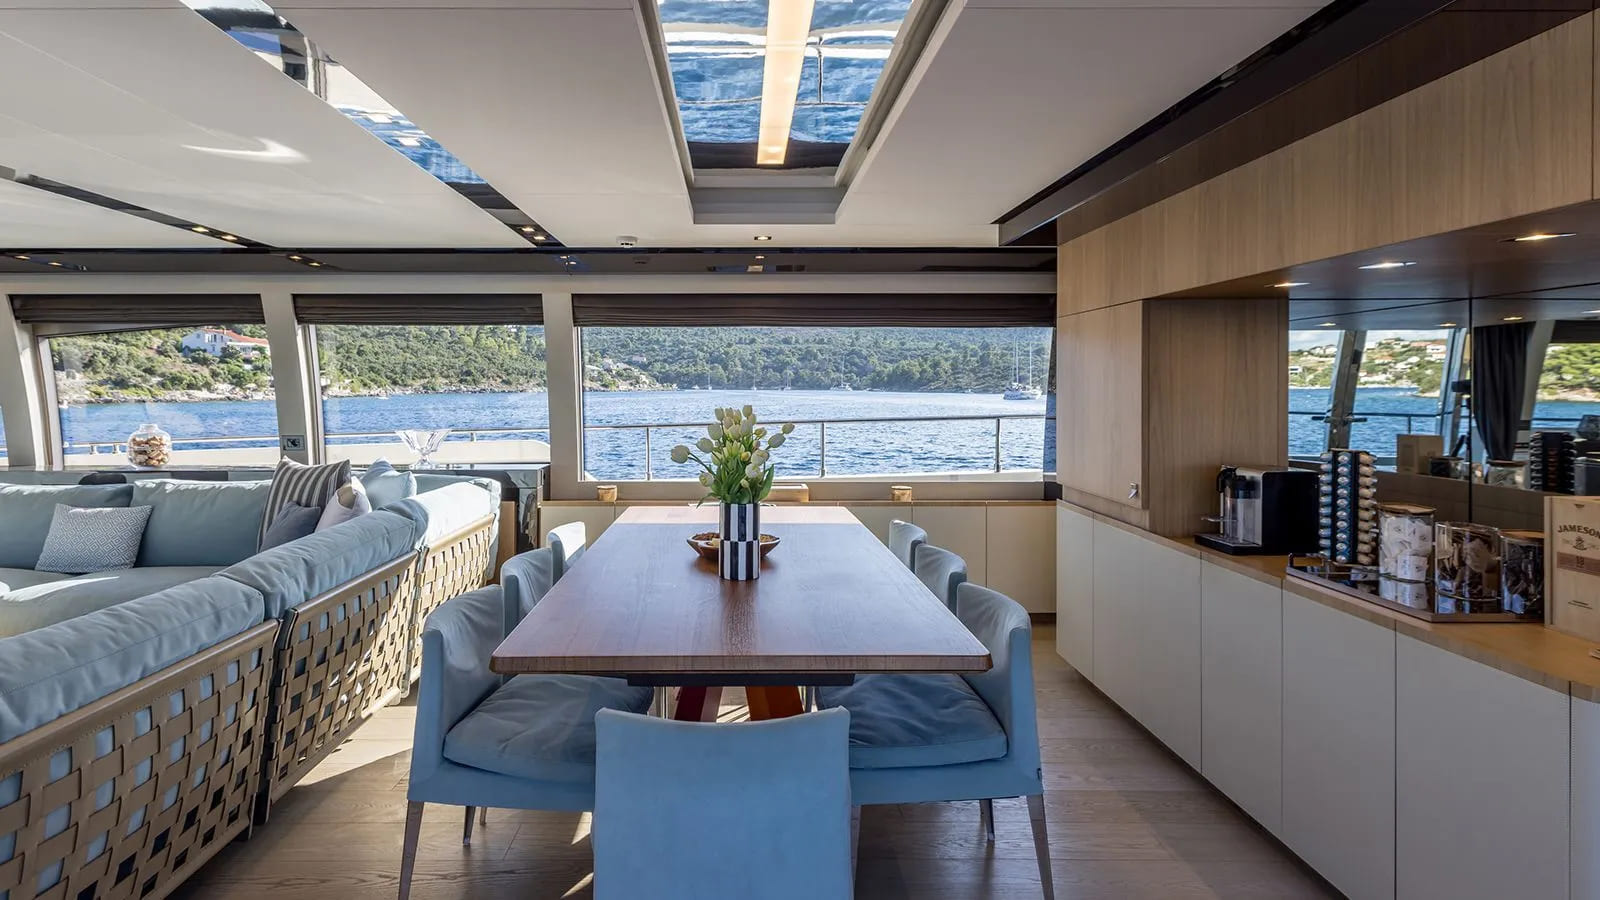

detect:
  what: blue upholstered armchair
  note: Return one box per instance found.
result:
[887,519,926,569]
[912,543,968,612]
[500,545,555,639]
[818,581,1054,898]
[398,584,652,900]
[546,522,587,581]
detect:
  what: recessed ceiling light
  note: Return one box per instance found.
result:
[532,233,546,241]
[219,234,239,242]
[12,254,28,260]
[754,0,815,166]
[1502,315,1524,321]
[558,255,569,260]
[1319,322,1338,327]
[1510,232,1576,242]
[754,235,773,242]
[190,225,210,234]
[754,255,766,261]
[46,261,64,267]
[1270,281,1309,288]
[1439,322,1458,327]
[307,261,323,267]
[287,254,302,261]
[1586,309,1600,315]
[519,225,536,233]
[1358,261,1417,270]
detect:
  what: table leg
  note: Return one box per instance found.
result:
[745,686,804,720]
[673,686,723,722]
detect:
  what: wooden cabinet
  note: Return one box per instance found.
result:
[1054,503,1094,677]
[1576,697,1600,900]
[1200,561,1282,835]
[986,504,1055,614]
[1282,589,1396,900]
[1057,303,1144,510]
[1394,635,1569,900]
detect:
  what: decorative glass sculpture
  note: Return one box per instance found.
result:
[396,428,451,469]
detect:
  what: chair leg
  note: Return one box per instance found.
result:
[399,801,424,900]
[463,805,476,845]
[1026,794,1055,900]
[478,805,488,826]
[980,798,995,842]
[850,805,861,880]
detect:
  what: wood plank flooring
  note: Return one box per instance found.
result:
[171,627,1338,899]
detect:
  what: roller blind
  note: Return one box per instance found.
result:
[570,293,1055,328]
[294,294,543,325]
[10,294,265,329]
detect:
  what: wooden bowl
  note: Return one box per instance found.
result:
[687,532,781,561]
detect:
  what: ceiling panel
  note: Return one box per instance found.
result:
[0,6,523,248]
[279,2,692,247]
[840,2,1325,230]
[0,180,231,249]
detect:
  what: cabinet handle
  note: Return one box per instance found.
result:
[1128,482,1140,500]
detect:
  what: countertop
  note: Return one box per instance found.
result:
[1062,501,1600,703]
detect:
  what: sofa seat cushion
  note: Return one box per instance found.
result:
[220,510,423,619]
[0,484,134,568]
[0,566,223,637]
[443,675,653,783]
[133,479,271,567]
[0,567,71,595]
[817,674,1007,770]
[0,575,264,742]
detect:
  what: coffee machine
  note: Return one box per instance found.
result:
[1197,466,1319,555]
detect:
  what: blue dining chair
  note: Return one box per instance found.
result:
[398,585,654,900]
[500,546,555,639]
[817,582,1053,899]
[547,521,587,581]
[912,543,967,611]
[592,708,853,900]
[888,519,926,569]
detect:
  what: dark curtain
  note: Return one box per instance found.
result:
[1471,322,1534,461]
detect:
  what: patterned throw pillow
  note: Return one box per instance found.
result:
[35,504,153,574]
[315,478,372,532]
[257,458,351,547]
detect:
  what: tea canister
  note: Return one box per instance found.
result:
[1435,522,1501,601]
[1500,530,1546,618]
[1378,575,1430,610]
[1378,503,1435,583]
[127,423,171,468]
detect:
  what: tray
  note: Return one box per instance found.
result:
[1285,561,1535,624]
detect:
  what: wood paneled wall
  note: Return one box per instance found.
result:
[1057,13,1596,316]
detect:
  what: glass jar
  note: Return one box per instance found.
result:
[1378,503,1435,583]
[1435,522,1501,601]
[127,423,172,468]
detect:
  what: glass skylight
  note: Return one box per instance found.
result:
[660,0,911,169]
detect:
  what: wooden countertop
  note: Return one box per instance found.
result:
[1059,501,1600,703]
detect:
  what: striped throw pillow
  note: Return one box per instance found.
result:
[257,458,351,548]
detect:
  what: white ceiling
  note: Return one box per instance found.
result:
[0,179,228,248]
[0,0,1328,249]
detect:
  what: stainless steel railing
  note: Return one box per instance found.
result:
[60,425,553,457]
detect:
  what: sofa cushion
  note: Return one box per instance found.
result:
[220,509,423,619]
[258,458,351,546]
[315,478,371,532]
[389,481,497,545]
[132,479,271,567]
[442,675,653,783]
[35,503,154,574]
[0,566,223,638]
[360,459,417,510]
[817,674,1007,770]
[0,575,264,743]
[0,567,70,594]
[0,484,134,568]
[260,502,321,550]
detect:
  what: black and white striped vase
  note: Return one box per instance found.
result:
[719,501,761,581]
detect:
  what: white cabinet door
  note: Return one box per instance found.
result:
[1576,697,1600,900]
[911,504,987,584]
[1090,521,1140,713]
[1282,590,1396,900]
[1395,635,1569,900]
[1136,539,1202,768]
[1054,504,1094,677]
[988,505,1056,613]
[1200,561,1282,835]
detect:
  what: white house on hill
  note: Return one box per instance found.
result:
[182,328,270,357]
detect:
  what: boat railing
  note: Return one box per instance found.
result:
[584,413,1050,479]
[60,425,553,458]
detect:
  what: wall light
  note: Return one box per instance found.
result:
[754,0,817,166]
[1358,261,1417,270]
[1510,232,1576,242]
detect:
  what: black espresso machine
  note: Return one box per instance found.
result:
[1196,466,1320,555]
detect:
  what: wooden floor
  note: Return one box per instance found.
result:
[172,627,1338,899]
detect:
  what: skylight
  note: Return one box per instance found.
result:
[660,0,911,170]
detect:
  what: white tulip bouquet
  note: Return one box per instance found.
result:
[671,405,796,504]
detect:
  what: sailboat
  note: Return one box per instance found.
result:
[1004,345,1043,400]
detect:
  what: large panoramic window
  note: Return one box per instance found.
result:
[578,325,1053,481]
[313,323,549,467]
[48,325,280,467]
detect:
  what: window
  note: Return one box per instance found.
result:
[1533,339,1600,433]
[578,326,1053,481]
[313,324,549,466]
[1350,329,1452,456]
[1288,330,1338,458]
[48,325,280,467]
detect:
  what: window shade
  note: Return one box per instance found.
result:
[570,293,1055,328]
[10,294,265,328]
[294,294,543,325]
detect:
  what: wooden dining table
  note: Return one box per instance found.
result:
[491,505,992,720]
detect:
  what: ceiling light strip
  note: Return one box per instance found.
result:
[756,0,818,166]
[2,167,260,247]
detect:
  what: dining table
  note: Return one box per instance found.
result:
[491,505,992,720]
